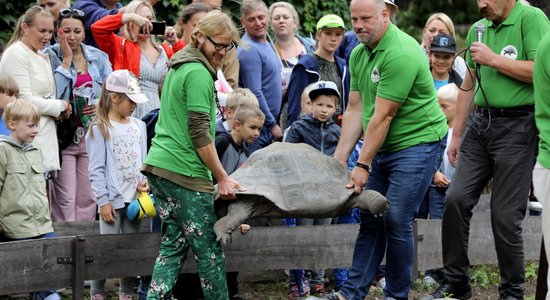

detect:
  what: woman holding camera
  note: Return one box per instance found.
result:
[91,0,184,118]
[44,8,112,222]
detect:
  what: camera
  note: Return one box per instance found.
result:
[140,21,166,35]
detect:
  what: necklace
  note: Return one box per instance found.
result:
[73,53,86,75]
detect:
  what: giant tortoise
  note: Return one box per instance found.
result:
[213,142,388,244]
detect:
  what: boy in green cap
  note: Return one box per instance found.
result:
[285,13,350,127]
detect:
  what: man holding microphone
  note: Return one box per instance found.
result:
[423,1,549,299]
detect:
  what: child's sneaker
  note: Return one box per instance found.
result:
[376,276,386,289]
[91,294,105,300]
[119,293,132,300]
[289,283,311,299]
[529,195,543,212]
[310,282,325,294]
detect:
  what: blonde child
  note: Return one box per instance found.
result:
[212,88,262,299]
[86,69,149,300]
[300,83,314,117]
[285,80,342,296]
[0,99,62,300]
[0,74,19,136]
[213,104,264,299]
[433,83,458,192]
[419,83,458,220]
[282,83,315,142]
[216,104,265,182]
[419,83,458,285]
[437,83,458,129]
[217,88,259,133]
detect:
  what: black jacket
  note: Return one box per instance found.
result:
[214,121,249,182]
[285,114,341,156]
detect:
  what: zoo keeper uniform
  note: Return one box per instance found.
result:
[337,22,448,299]
[533,30,550,300]
[440,1,550,298]
[142,45,229,300]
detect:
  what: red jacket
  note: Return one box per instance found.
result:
[91,11,185,76]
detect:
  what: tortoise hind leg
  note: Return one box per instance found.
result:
[214,200,255,244]
[352,189,388,216]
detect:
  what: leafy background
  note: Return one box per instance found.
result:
[1,0,549,51]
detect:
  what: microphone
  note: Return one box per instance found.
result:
[475,23,486,43]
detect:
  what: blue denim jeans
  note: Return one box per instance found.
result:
[334,141,364,289]
[417,186,446,219]
[338,138,445,300]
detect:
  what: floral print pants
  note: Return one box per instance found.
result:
[147,174,229,300]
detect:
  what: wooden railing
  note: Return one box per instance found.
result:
[0,216,542,298]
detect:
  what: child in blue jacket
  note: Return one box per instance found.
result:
[285,14,350,127]
[285,80,341,297]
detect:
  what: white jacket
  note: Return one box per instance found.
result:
[0,41,66,172]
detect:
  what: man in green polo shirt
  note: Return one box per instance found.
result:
[423,1,550,300]
[308,0,447,299]
[532,31,550,300]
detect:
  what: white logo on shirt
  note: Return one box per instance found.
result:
[500,45,518,60]
[371,67,380,83]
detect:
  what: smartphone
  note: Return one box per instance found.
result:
[141,21,166,35]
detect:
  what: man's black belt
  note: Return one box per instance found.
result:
[475,105,534,118]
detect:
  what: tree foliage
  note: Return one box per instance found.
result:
[1,0,549,49]
[0,0,34,44]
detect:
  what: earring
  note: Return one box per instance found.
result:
[24,32,28,35]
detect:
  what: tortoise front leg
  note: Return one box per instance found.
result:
[214,200,255,244]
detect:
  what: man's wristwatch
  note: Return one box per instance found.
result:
[356,162,372,174]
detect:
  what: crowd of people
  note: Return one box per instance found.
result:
[0,0,549,299]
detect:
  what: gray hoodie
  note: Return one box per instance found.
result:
[85,118,147,210]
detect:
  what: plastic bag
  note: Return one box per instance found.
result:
[73,82,101,128]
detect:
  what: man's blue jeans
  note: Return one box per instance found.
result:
[417,186,446,219]
[338,138,445,300]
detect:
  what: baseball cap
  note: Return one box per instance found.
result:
[384,0,398,12]
[430,33,457,54]
[316,14,345,31]
[105,69,149,104]
[309,80,340,100]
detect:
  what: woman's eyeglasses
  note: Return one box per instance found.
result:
[59,8,85,19]
[206,36,235,52]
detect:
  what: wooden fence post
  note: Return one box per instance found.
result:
[72,236,87,300]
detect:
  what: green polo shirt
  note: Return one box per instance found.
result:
[465,1,550,108]
[144,61,216,182]
[534,31,550,168]
[349,23,447,153]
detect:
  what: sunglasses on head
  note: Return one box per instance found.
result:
[59,8,85,19]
